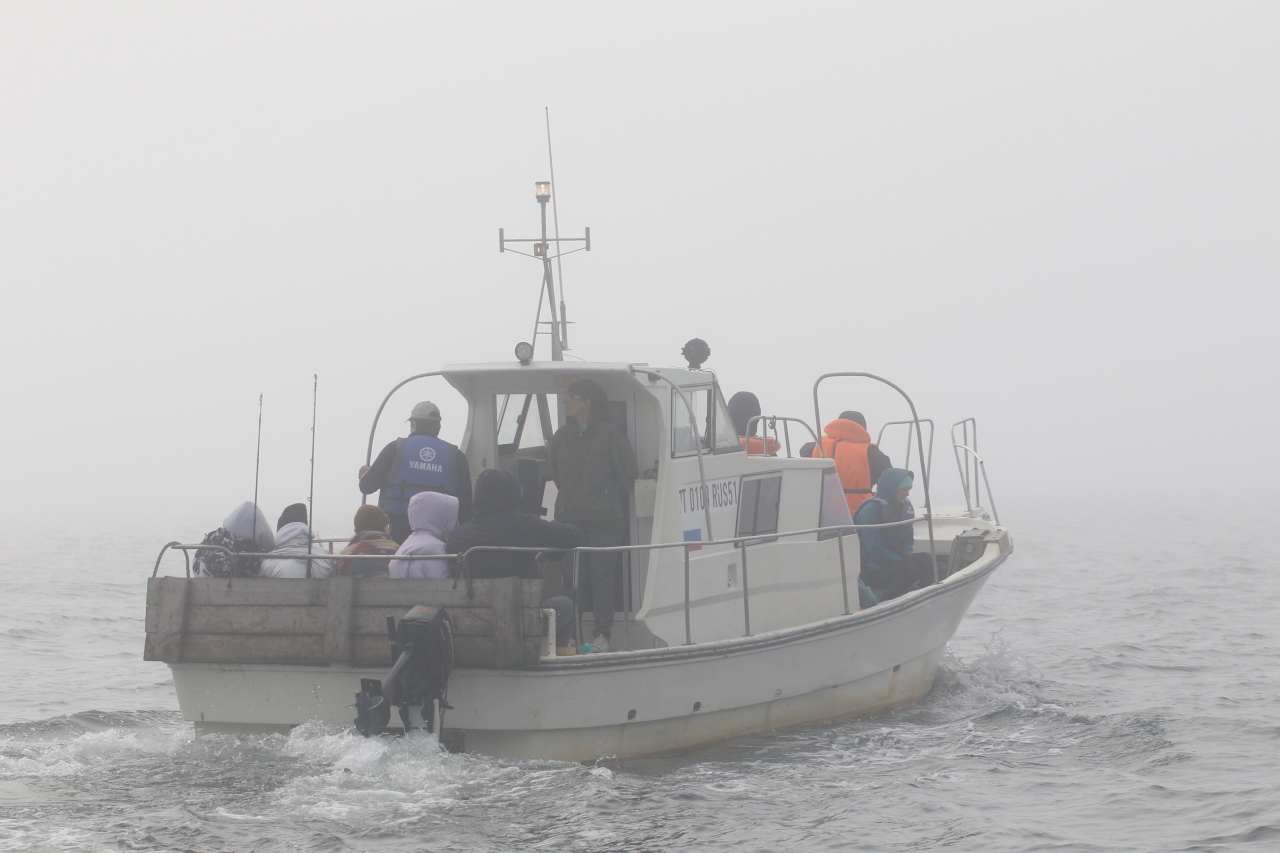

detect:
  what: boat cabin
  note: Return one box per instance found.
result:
[429,360,861,648]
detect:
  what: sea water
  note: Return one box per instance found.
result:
[1,505,1276,852]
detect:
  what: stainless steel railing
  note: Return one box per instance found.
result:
[153,514,928,650]
[950,418,1000,523]
[876,418,935,479]
[744,415,822,458]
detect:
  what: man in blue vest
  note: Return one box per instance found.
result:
[358,401,473,544]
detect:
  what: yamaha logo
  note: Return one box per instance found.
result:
[418,446,437,463]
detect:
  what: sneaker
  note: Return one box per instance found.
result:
[592,635,610,653]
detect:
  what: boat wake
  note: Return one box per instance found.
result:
[0,636,1191,853]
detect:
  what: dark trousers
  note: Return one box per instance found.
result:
[864,552,935,600]
[544,595,576,647]
[575,524,624,640]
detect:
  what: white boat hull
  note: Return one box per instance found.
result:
[170,545,1007,761]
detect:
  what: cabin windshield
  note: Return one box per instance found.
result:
[496,393,552,454]
[671,385,741,458]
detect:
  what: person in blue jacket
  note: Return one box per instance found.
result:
[359,401,472,544]
[853,467,934,600]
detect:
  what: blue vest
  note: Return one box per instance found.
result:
[381,435,453,515]
[855,495,915,572]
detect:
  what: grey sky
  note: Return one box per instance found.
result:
[1,3,1276,533]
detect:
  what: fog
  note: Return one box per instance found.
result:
[1,3,1276,538]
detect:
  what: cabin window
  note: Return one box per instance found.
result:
[671,386,743,458]
[496,393,552,455]
[737,472,782,542]
[817,469,854,540]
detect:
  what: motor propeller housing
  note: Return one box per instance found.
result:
[354,604,455,736]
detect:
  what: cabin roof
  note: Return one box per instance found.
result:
[437,361,717,388]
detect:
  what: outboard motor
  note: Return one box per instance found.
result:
[354,605,454,737]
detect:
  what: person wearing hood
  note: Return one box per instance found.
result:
[447,469,584,650]
[447,469,584,580]
[358,401,472,544]
[814,411,893,513]
[260,504,335,579]
[337,505,399,577]
[853,468,934,599]
[390,491,460,579]
[727,391,780,455]
[193,502,276,578]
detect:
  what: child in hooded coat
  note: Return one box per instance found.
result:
[390,491,460,579]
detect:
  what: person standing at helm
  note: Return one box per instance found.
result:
[815,410,893,513]
[358,401,473,544]
[549,378,639,653]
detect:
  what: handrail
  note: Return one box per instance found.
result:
[949,418,980,512]
[154,514,929,646]
[744,415,821,458]
[875,418,935,478]
[813,372,937,582]
[362,371,447,505]
[952,444,1001,525]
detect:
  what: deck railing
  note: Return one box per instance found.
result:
[950,418,1000,524]
[153,513,932,652]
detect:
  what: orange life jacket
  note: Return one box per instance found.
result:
[816,419,874,512]
[740,434,782,455]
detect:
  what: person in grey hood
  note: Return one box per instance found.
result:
[193,502,276,578]
[261,519,334,579]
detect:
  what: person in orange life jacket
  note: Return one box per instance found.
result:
[548,379,639,652]
[853,468,934,600]
[358,400,472,545]
[813,411,892,513]
[727,391,781,455]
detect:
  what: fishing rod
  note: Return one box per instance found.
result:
[307,374,317,577]
[251,393,264,550]
[235,393,265,586]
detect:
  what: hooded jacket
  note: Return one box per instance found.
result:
[816,419,892,512]
[447,469,585,580]
[853,467,916,571]
[390,491,460,579]
[260,522,335,579]
[193,502,276,578]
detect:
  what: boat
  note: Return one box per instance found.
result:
[145,183,1013,762]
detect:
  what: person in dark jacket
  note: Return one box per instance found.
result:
[548,379,639,652]
[853,467,934,600]
[358,400,472,544]
[447,469,584,649]
[727,391,780,455]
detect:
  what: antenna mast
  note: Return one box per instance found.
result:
[498,110,591,362]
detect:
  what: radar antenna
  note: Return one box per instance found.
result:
[497,110,591,361]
